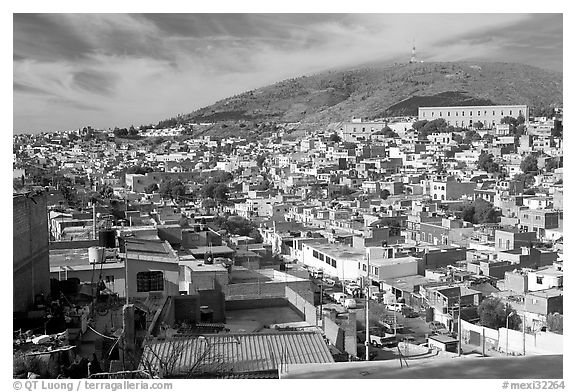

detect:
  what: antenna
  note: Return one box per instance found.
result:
[410,38,417,64]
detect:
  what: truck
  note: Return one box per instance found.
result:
[361,328,398,348]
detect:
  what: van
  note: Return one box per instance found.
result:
[386,303,406,312]
[344,298,357,309]
[331,292,348,304]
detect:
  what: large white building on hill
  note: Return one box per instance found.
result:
[418,105,528,128]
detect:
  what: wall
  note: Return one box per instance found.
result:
[13,194,51,314]
[498,328,563,355]
[285,287,318,325]
[49,239,100,250]
[323,312,357,357]
[224,279,311,300]
[225,297,288,310]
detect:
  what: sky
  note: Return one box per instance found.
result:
[13,13,562,133]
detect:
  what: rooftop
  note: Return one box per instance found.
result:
[305,241,365,261]
[139,331,333,376]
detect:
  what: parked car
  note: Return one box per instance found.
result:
[370,292,384,302]
[428,321,450,335]
[322,278,336,287]
[401,306,419,318]
[386,303,407,312]
[331,292,348,304]
[343,298,357,309]
[310,269,324,279]
[345,284,362,297]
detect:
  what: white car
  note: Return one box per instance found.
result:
[345,284,362,297]
[386,303,407,312]
[343,298,357,309]
[331,292,348,304]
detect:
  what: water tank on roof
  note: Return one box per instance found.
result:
[88,246,105,264]
[99,229,116,248]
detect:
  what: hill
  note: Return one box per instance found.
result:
[165,61,562,133]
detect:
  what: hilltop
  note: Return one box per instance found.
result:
[161,61,562,135]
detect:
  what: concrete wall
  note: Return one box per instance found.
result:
[285,287,318,326]
[323,312,357,357]
[498,328,563,355]
[49,239,100,250]
[225,297,288,310]
[224,279,311,300]
[14,194,50,314]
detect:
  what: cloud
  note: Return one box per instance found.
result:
[13,13,562,133]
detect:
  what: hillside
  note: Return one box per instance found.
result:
[171,61,562,131]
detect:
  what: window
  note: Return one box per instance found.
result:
[492,111,495,115]
[432,112,434,116]
[456,112,458,116]
[448,112,450,116]
[462,111,465,116]
[319,253,325,261]
[440,112,442,116]
[137,271,164,292]
[331,260,336,268]
[105,275,115,283]
[362,264,367,271]
[484,111,487,115]
[510,110,512,115]
[501,111,504,115]
[470,111,473,116]
[374,267,379,275]
[313,250,319,259]
[536,276,543,284]
[478,111,481,116]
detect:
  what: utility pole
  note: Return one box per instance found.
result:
[125,239,130,305]
[93,202,97,240]
[458,290,462,356]
[319,280,323,330]
[365,254,370,362]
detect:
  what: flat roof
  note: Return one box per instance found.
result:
[304,241,365,261]
[370,256,420,267]
[429,335,459,344]
[180,261,228,273]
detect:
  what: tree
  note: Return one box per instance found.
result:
[452,133,463,144]
[113,127,128,138]
[329,133,341,143]
[478,297,522,330]
[420,118,448,139]
[412,120,428,131]
[213,184,229,202]
[546,313,563,334]
[127,166,153,175]
[514,173,535,189]
[380,189,390,200]
[473,121,484,130]
[545,158,560,172]
[501,116,519,127]
[144,183,159,194]
[552,120,563,138]
[477,152,499,173]
[256,154,267,168]
[482,133,494,144]
[100,185,114,199]
[520,154,539,173]
[463,129,481,144]
[341,142,357,150]
[159,179,186,201]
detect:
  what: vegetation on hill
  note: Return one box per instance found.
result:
[155,62,561,135]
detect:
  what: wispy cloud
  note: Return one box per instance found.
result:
[13,13,562,133]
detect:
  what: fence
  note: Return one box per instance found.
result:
[460,319,563,355]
